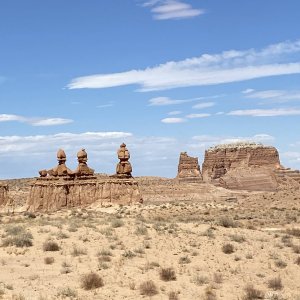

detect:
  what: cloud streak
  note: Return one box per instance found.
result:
[142,0,204,20]
[68,40,300,92]
[0,114,73,126]
[228,108,300,117]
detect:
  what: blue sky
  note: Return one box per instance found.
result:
[1,0,300,178]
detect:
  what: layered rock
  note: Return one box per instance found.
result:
[0,183,9,206]
[27,177,142,212]
[177,152,202,182]
[202,142,281,191]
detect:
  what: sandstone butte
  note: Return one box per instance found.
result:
[177,152,203,183]
[201,142,300,191]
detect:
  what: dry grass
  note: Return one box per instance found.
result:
[80,272,104,290]
[44,257,55,265]
[222,243,234,254]
[139,280,158,296]
[268,276,283,290]
[43,240,60,251]
[159,267,176,281]
[243,284,264,300]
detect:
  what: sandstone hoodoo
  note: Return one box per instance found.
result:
[177,152,202,182]
[27,147,141,212]
[202,142,281,191]
[0,183,9,207]
[114,143,133,178]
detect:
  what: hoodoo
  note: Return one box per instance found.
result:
[27,147,141,212]
[177,152,203,182]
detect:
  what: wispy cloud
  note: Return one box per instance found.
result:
[161,117,186,123]
[142,0,204,20]
[148,96,201,106]
[228,108,300,117]
[168,111,182,115]
[243,89,300,104]
[192,102,215,109]
[186,113,211,119]
[68,40,300,92]
[97,103,114,108]
[0,114,73,126]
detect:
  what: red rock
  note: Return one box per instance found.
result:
[177,152,202,182]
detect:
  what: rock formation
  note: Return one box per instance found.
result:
[27,147,141,212]
[74,149,95,177]
[39,149,74,177]
[177,152,202,182]
[0,183,9,206]
[202,142,281,191]
[114,143,132,178]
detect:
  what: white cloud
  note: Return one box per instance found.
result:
[190,134,275,149]
[142,0,204,20]
[228,108,300,117]
[192,102,215,109]
[148,96,199,106]
[97,103,114,108]
[186,113,211,119]
[0,114,73,126]
[31,118,73,126]
[244,89,300,103]
[161,117,186,123]
[242,88,255,94]
[168,111,182,115]
[68,40,300,92]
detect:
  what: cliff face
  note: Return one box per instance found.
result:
[202,143,281,191]
[27,177,142,212]
[177,152,202,182]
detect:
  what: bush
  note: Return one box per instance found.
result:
[71,245,87,256]
[44,257,55,265]
[222,243,234,254]
[139,280,158,296]
[268,276,283,290]
[111,219,124,228]
[243,284,264,300]
[43,240,60,252]
[295,256,300,265]
[159,267,176,281]
[1,226,33,248]
[179,255,191,264]
[218,216,236,228]
[81,272,104,290]
[56,287,77,298]
[169,291,179,300]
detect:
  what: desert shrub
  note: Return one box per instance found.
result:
[23,212,36,219]
[286,228,300,237]
[179,255,191,264]
[295,256,300,265]
[218,216,236,228]
[168,291,179,300]
[43,240,60,252]
[281,235,293,247]
[56,287,77,298]
[135,225,148,235]
[203,286,217,300]
[1,226,33,248]
[243,284,264,300]
[222,243,234,254]
[139,280,158,296]
[274,259,287,268]
[194,274,209,286]
[268,276,283,290]
[71,245,87,256]
[111,218,124,228]
[97,249,112,257]
[122,250,136,259]
[56,231,69,239]
[81,272,104,290]
[230,234,246,243]
[293,245,300,254]
[44,257,55,265]
[159,267,176,281]
[213,273,223,284]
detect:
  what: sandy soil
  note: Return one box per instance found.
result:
[0,178,299,300]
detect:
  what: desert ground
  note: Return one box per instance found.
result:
[0,177,299,300]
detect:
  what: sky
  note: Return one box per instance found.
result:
[1,0,300,179]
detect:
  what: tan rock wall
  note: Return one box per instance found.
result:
[27,177,141,212]
[177,152,202,182]
[0,184,9,206]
